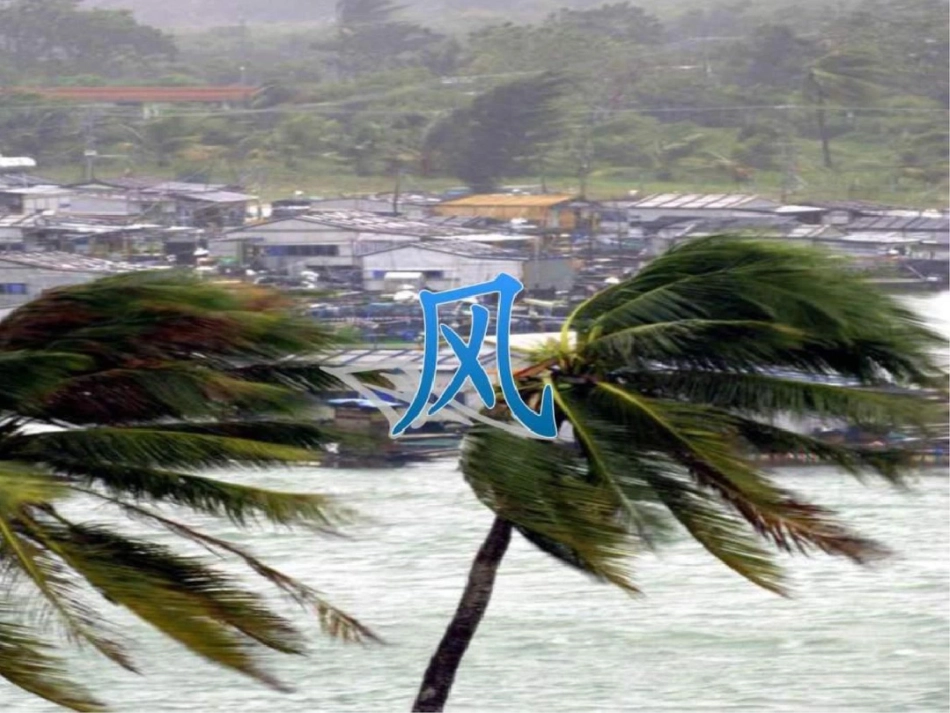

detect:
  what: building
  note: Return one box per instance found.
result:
[620,193,782,224]
[1,86,257,119]
[172,189,254,228]
[846,215,949,238]
[211,210,476,281]
[305,196,420,217]
[0,214,41,249]
[360,240,573,293]
[0,252,148,308]
[69,179,255,228]
[804,200,894,226]
[0,185,75,214]
[431,193,589,232]
[319,344,529,412]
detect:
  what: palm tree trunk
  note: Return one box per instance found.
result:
[411,516,513,712]
[815,94,833,169]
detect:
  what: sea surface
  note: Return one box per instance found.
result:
[7,293,950,713]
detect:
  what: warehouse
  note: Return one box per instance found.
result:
[359,240,573,294]
[211,210,476,279]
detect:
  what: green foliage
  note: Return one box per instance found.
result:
[732,121,783,170]
[0,0,176,79]
[2,0,947,202]
[462,238,945,597]
[318,0,446,77]
[0,272,375,711]
[425,72,568,191]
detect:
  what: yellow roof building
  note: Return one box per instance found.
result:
[432,193,584,231]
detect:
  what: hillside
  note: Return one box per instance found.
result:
[82,0,838,29]
[1,0,945,208]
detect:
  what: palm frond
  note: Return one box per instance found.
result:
[30,367,308,425]
[0,469,136,673]
[0,271,336,367]
[461,426,641,594]
[569,237,943,387]
[145,420,331,448]
[227,359,343,393]
[551,392,788,593]
[30,517,307,691]
[552,387,674,547]
[0,352,92,411]
[83,492,378,644]
[9,428,318,470]
[611,369,938,430]
[635,458,788,594]
[587,383,887,563]
[33,459,348,529]
[0,606,105,713]
[583,319,809,367]
[0,271,378,711]
[728,416,915,482]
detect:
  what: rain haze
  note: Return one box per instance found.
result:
[0,1,947,713]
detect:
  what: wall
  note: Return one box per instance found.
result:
[217,218,417,272]
[432,202,578,230]
[521,257,574,292]
[0,264,105,308]
[360,245,526,292]
[629,206,778,223]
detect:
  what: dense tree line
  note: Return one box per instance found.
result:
[0,0,946,198]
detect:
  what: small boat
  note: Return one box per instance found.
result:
[320,398,464,468]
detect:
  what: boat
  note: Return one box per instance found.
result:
[320,398,465,468]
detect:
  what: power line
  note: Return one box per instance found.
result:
[0,100,945,118]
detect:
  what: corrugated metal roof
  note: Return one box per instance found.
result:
[363,239,524,260]
[437,193,576,208]
[0,214,43,227]
[629,193,779,211]
[290,210,476,238]
[0,173,58,187]
[146,181,229,194]
[175,190,255,203]
[0,251,153,273]
[834,232,927,244]
[0,157,36,169]
[0,185,72,196]
[849,216,949,232]
[321,347,497,371]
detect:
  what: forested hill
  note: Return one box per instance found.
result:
[2,0,946,206]
[84,0,337,27]
[81,0,816,28]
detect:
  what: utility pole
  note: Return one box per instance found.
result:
[81,109,98,182]
[779,105,798,204]
[392,167,402,215]
[238,15,249,85]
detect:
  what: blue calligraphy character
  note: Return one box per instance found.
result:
[390,273,557,440]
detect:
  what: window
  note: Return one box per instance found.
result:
[264,245,340,257]
[423,270,445,279]
[0,283,27,295]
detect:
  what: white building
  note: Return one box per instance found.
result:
[210,210,478,278]
[360,240,573,293]
[0,185,75,214]
[622,193,782,223]
[0,252,147,308]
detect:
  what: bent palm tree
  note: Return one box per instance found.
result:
[412,237,945,712]
[0,272,375,712]
[802,51,883,169]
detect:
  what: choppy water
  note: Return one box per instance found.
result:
[8,465,948,713]
[7,293,950,713]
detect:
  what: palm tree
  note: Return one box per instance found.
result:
[0,271,376,712]
[411,237,945,712]
[802,51,883,169]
